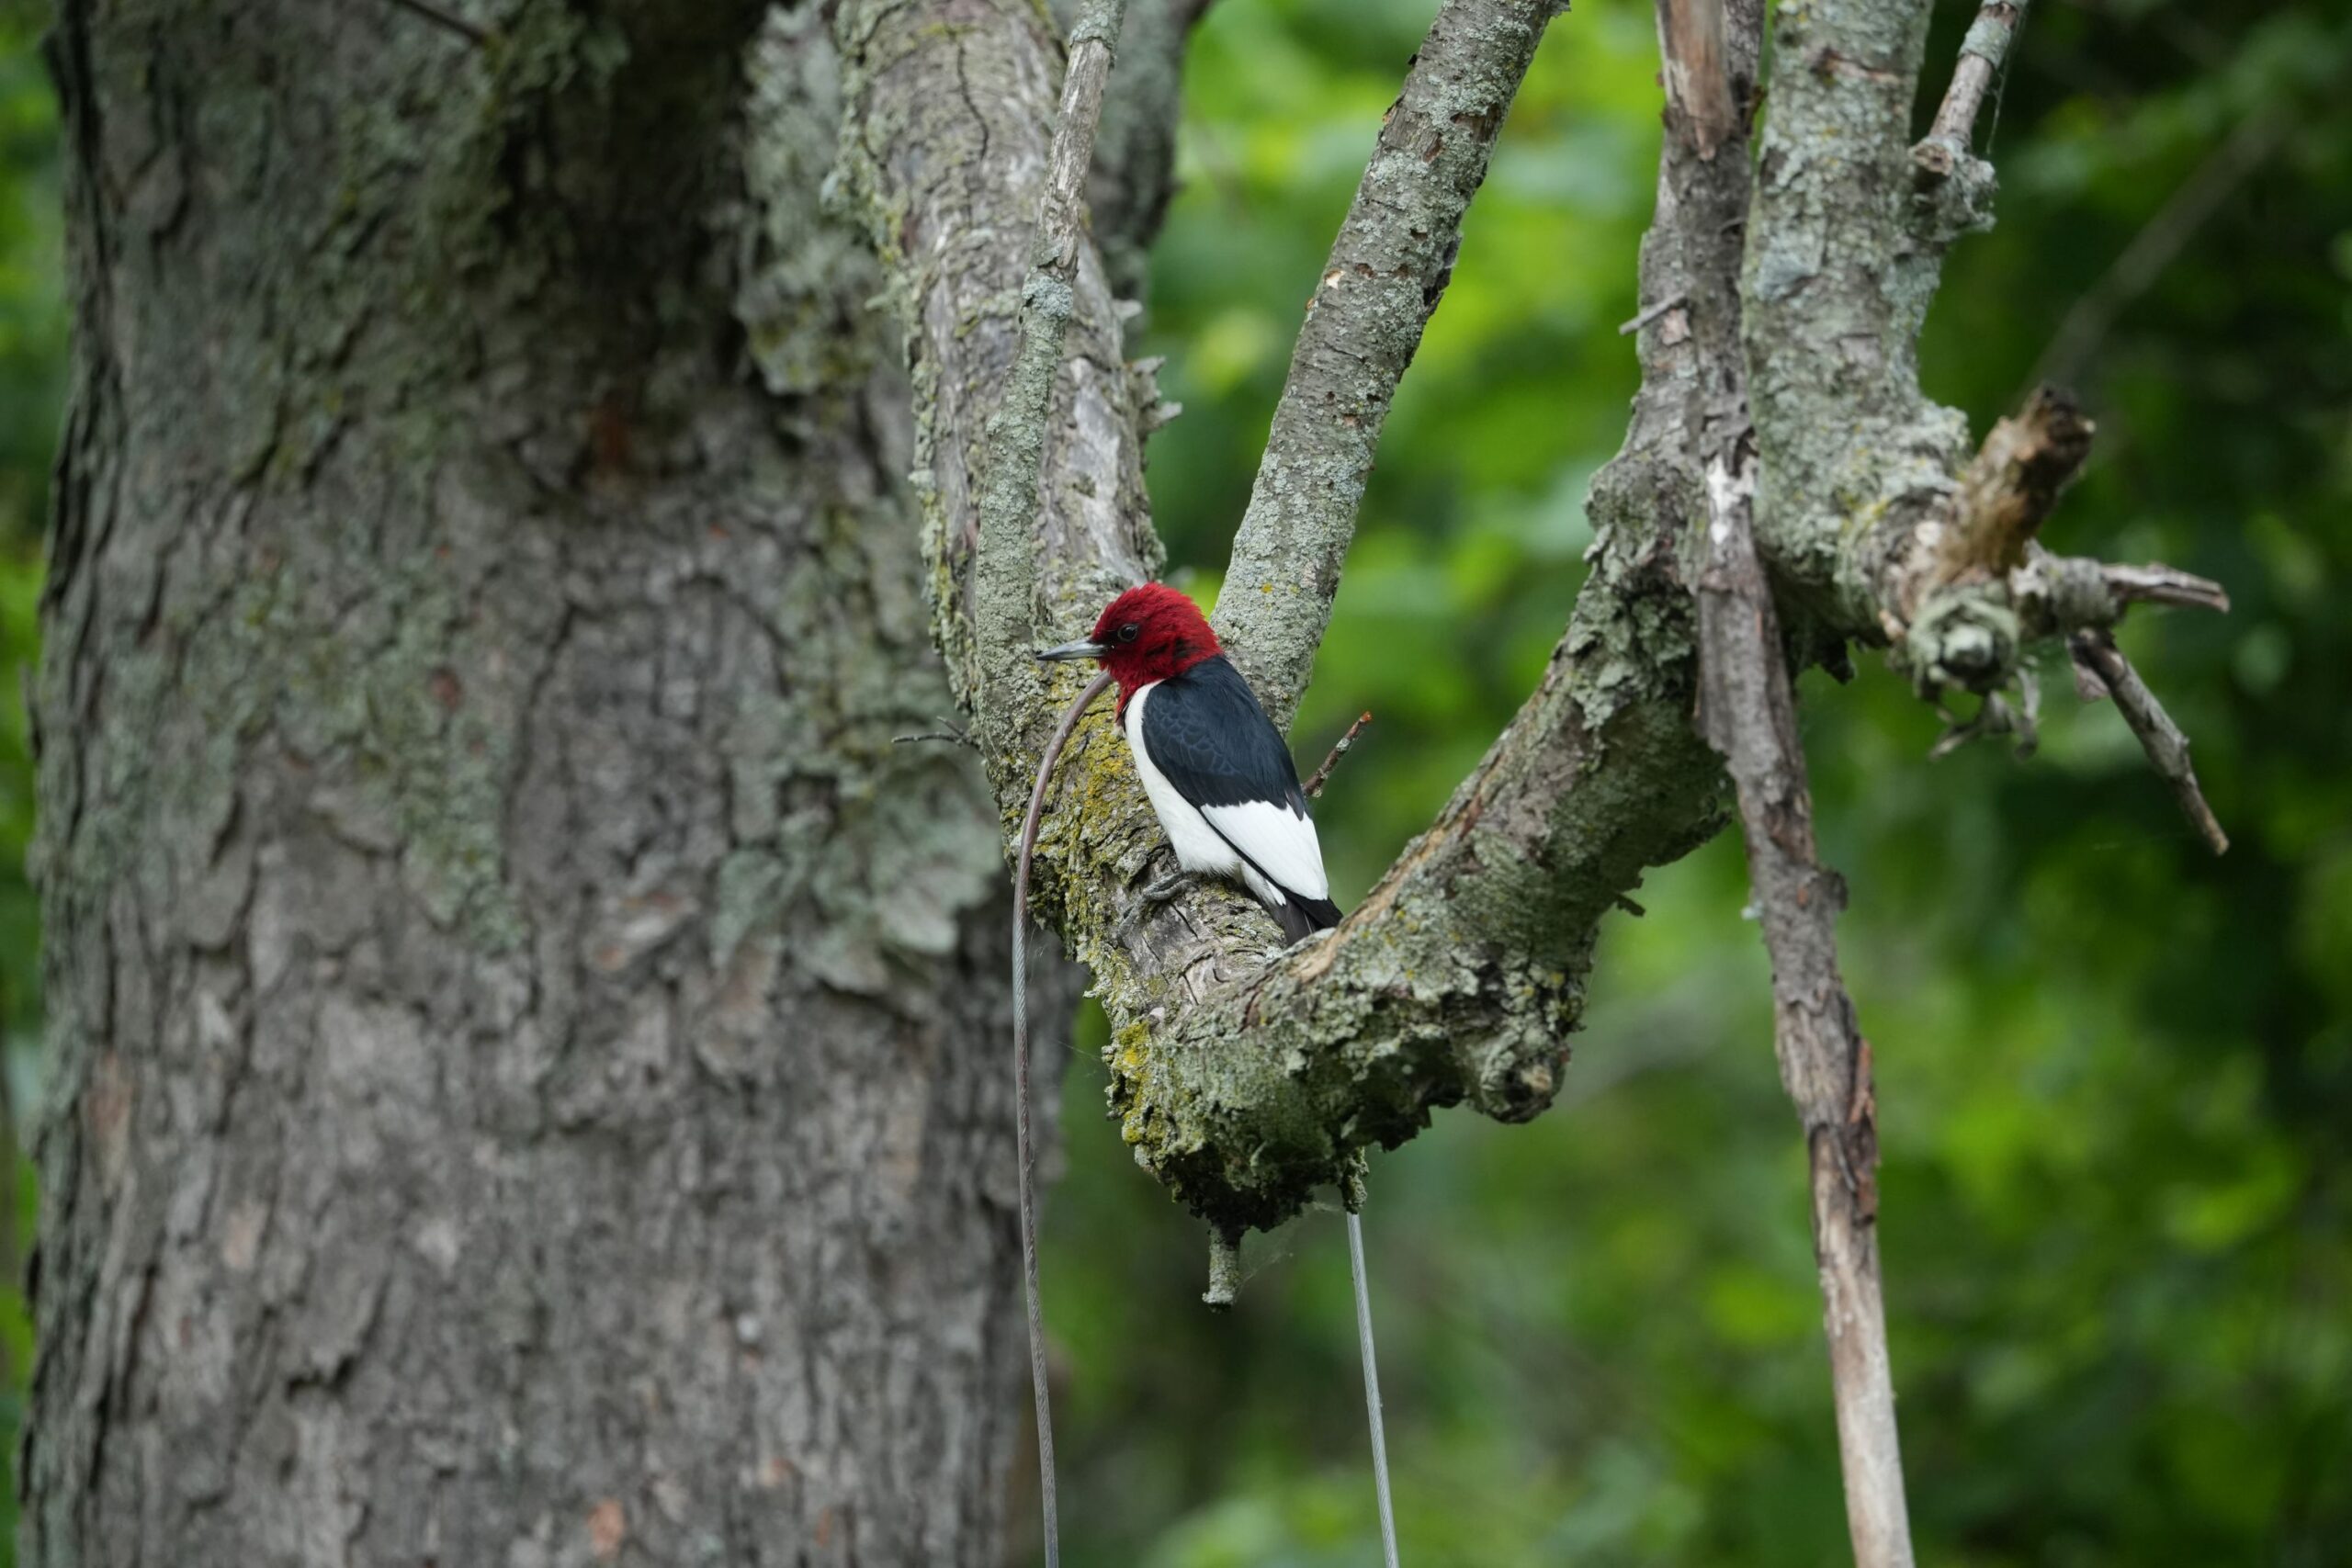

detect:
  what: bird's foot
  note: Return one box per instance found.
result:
[1140,871,1203,908]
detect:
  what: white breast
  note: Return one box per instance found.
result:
[1124,682,1243,878]
[1122,682,1321,910]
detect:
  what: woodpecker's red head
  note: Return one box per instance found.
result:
[1035,583,1221,705]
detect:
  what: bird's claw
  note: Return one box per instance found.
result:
[1140,871,1201,908]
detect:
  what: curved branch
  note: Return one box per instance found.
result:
[839,0,1724,1240]
[1210,0,1561,727]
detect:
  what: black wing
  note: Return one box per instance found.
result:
[1139,656,1308,814]
[1141,658,1341,937]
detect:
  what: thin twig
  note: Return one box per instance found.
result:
[1011,669,1114,1567]
[1303,711,1373,799]
[2068,633,2228,854]
[1618,292,1687,336]
[1917,1,2025,170]
[378,0,491,47]
[891,716,976,747]
[1347,1206,1402,1568]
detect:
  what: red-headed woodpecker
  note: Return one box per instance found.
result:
[1039,584,1343,944]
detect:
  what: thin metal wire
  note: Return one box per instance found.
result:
[1012,669,1113,1568]
[1347,1207,1402,1568]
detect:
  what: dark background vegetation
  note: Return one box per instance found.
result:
[0,0,2345,1562]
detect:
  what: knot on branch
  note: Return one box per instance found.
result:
[1127,355,1182,441]
[1910,141,1998,241]
[1903,591,2018,694]
[2010,550,2119,637]
[1021,273,1076,321]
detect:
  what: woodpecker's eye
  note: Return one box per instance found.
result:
[1116,622,1141,644]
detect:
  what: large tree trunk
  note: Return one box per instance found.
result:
[24,6,1057,1563]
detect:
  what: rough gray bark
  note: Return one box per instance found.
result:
[967,1,1136,1556]
[25,6,1082,1564]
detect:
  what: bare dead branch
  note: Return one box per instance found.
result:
[2104,561,2231,614]
[1658,0,1742,157]
[1914,0,2025,177]
[1303,711,1374,799]
[1940,384,2093,578]
[1618,292,1687,335]
[1211,0,1560,727]
[2068,633,2229,855]
[1665,1,1916,1562]
[892,716,977,747]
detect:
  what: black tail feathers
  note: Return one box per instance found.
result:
[1270,893,1344,945]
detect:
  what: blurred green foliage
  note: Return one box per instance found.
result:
[0,1,2344,1564]
[0,0,59,1555]
[1050,1,2352,1564]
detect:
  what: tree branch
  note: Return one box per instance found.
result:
[1660,2,1917,1562]
[2069,633,2229,855]
[1913,0,2025,179]
[2101,560,2230,614]
[972,0,1136,717]
[833,0,1162,763]
[1209,0,1560,727]
[840,0,1738,1238]
[838,0,2223,1255]
[1081,0,1221,306]
[1303,712,1373,800]
[1938,383,2092,578]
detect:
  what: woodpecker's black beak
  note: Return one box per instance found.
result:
[1035,638,1107,663]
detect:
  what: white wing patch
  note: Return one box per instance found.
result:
[1201,800,1329,903]
[1123,682,1331,910]
[1124,683,1248,883]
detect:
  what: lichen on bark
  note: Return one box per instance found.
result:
[28,5,1057,1562]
